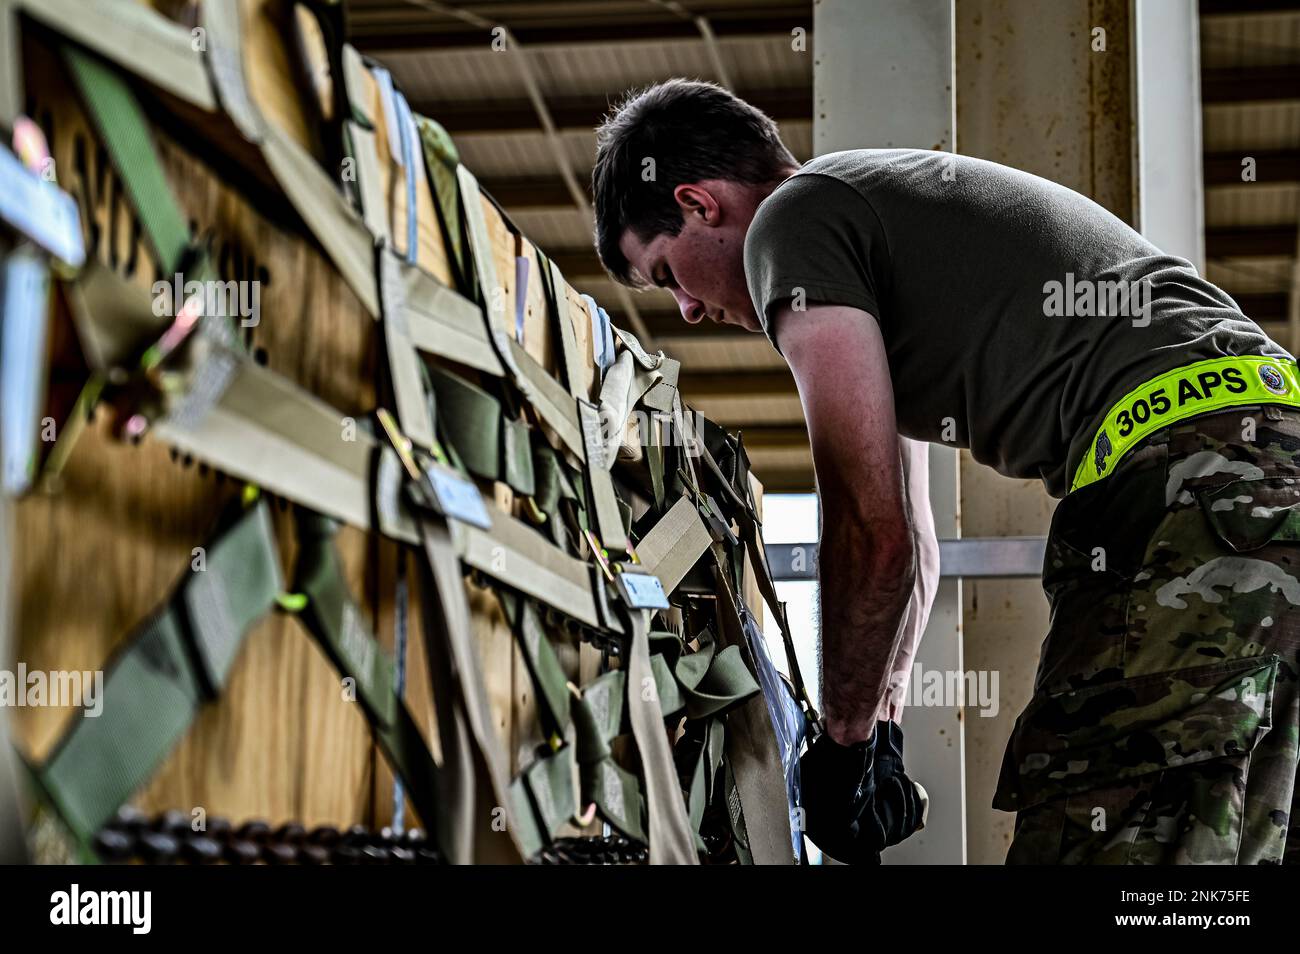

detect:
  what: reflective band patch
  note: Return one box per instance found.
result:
[1071,356,1300,493]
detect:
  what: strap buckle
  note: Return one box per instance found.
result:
[376,408,491,529]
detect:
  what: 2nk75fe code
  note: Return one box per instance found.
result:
[1122,891,1251,904]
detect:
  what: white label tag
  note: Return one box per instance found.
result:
[0,145,85,267]
[428,465,492,529]
[618,572,670,610]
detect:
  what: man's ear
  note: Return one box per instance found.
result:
[673,183,720,225]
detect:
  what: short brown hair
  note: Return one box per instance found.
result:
[592,79,798,286]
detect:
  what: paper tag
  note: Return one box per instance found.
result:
[582,294,615,371]
[617,571,670,610]
[514,255,530,344]
[1,250,50,494]
[0,144,85,267]
[427,465,492,529]
[372,66,405,166]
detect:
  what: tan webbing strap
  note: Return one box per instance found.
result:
[599,348,663,465]
[507,336,583,457]
[199,0,264,144]
[454,507,601,629]
[0,0,216,126]
[537,257,628,555]
[712,554,797,865]
[261,115,381,316]
[348,120,390,243]
[456,166,519,371]
[545,259,586,401]
[577,398,629,555]
[401,259,503,376]
[378,248,435,449]
[417,515,524,862]
[624,608,698,865]
[153,356,419,544]
[636,494,713,594]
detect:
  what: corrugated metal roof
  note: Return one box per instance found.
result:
[1205,183,1300,228]
[1203,102,1300,153]
[1200,11,1300,69]
[1206,257,1294,294]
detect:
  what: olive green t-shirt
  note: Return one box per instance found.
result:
[743,149,1291,498]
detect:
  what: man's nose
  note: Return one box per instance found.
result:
[672,288,705,324]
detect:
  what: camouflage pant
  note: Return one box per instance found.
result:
[995,406,1300,864]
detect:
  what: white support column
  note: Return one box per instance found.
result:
[1132,0,1205,270]
[813,0,965,865]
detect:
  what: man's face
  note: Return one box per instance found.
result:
[617,181,764,333]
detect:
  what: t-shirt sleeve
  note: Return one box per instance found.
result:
[743,173,887,355]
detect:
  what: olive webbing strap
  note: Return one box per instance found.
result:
[288,508,444,843]
[62,42,193,281]
[26,501,282,855]
[696,436,817,721]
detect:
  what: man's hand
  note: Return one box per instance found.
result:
[800,721,927,864]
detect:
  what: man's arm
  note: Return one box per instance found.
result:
[776,302,915,746]
[884,437,941,723]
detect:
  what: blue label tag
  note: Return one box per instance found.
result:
[618,572,670,610]
[0,145,84,267]
[428,466,492,529]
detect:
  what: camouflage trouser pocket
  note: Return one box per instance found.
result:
[997,655,1280,864]
[1124,475,1300,676]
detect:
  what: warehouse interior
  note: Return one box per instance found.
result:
[0,0,1298,881]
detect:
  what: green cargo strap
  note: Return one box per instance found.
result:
[27,500,281,853]
[499,593,571,738]
[427,363,534,496]
[454,164,586,463]
[647,628,760,720]
[508,736,580,859]
[723,757,753,865]
[1071,355,1300,492]
[531,444,582,550]
[289,508,443,837]
[694,430,816,721]
[685,717,725,848]
[623,608,698,864]
[415,115,467,291]
[570,670,646,842]
[63,43,193,279]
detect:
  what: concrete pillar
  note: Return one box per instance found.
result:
[1132,0,1205,271]
[954,0,1136,864]
[814,0,966,865]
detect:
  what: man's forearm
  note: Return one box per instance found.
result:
[884,438,940,723]
[818,498,916,746]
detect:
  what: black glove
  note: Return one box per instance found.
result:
[869,720,927,849]
[799,720,926,864]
